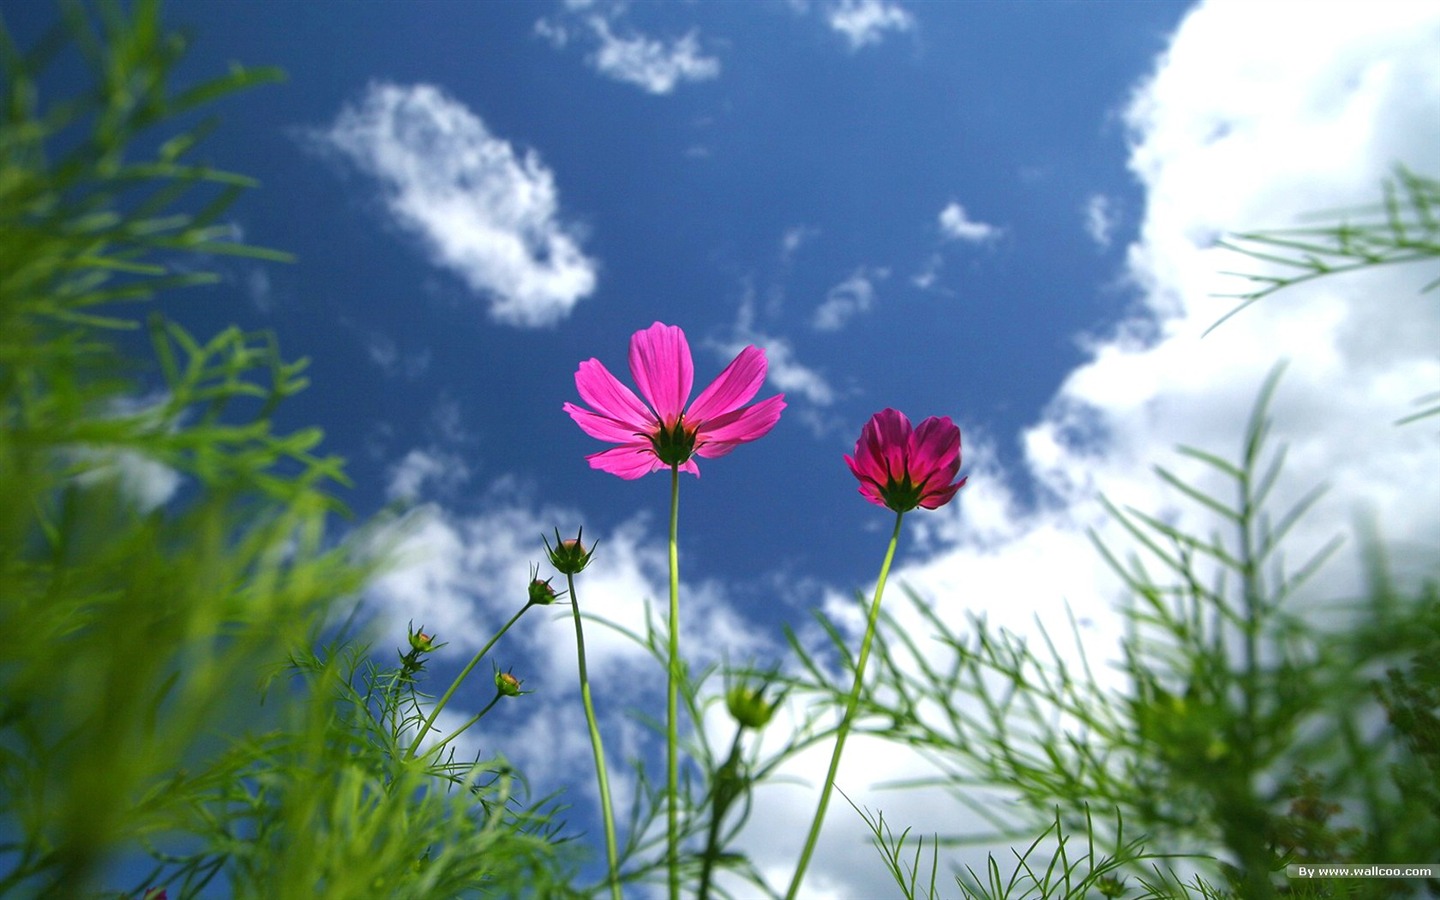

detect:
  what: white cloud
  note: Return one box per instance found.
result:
[68,395,183,513]
[910,252,945,291]
[72,446,183,513]
[588,18,720,94]
[365,333,432,380]
[780,224,819,262]
[937,201,999,243]
[827,0,915,50]
[812,266,887,331]
[1083,193,1119,248]
[537,5,720,95]
[315,83,597,327]
[732,0,1440,893]
[718,333,836,408]
[722,285,841,440]
[386,447,472,502]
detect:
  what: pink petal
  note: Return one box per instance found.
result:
[910,416,961,484]
[853,409,907,487]
[629,322,693,424]
[919,475,967,509]
[694,394,786,456]
[873,409,913,482]
[575,358,654,430]
[845,451,890,507]
[586,445,664,479]
[564,402,651,444]
[687,345,767,424]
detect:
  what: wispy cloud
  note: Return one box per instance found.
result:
[386,447,472,502]
[313,82,597,328]
[365,333,432,381]
[937,201,999,243]
[536,5,720,95]
[1083,193,1119,249]
[812,266,888,331]
[780,224,819,262]
[827,0,915,51]
[588,19,720,94]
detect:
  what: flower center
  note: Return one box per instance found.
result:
[880,472,922,512]
[649,416,698,467]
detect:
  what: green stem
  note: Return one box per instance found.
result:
[405,602,530,761]
[666,464,681,900]
[697,728,746,900]
[423,691,503,759]
[784,510,904,900]
[568,570,623,900]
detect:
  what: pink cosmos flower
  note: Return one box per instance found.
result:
[564,322,786,479]
[845,408,966,512]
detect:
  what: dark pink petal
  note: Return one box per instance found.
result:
[874,409,912,484]
[857,479,889,507]
[845,451,890,507]
[694,394,786,454]
[564,402,651,444]
[575,358,654,431]
[687,345,767,423]
[910,416,961,485]
[919,475,968,509]
[629,322,693,424]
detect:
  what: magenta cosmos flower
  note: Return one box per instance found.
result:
[563,322,786,479]
[845,408,967,512]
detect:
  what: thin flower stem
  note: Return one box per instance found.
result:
[697,727,746,900]
[567,570,623,900]
[405,603,530,761]
[423,691,503,759]
[666,463,682,900]
[784,510,905,900]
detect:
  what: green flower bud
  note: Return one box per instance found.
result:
[407,623,435,653]
[543,527,597,575]
[726,684,776,730]
[528,573,561,606]
[495,670,524,697]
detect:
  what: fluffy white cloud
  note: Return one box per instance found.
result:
[827,0,915,50]
[734,0,1440,893]
[812,266,887,330]
[315,83,597,327]
[937,200,1000,243]
[588,18,720,94]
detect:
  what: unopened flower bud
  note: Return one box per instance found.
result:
[726,684,776,730]
[408,626,435,653]
[544,527,597,575]
[495,670,523,697]
[528,574,561,606]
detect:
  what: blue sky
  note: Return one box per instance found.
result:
[141,0,1191,616]
[14,0,1440,895]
